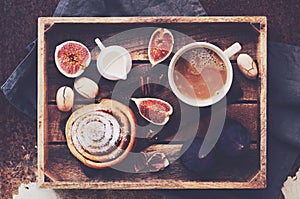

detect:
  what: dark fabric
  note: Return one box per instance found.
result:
[1,0,300,198]
[268,42,300,107]
[52,0,207,17]
[1,40,37,118]
[1,0,207,119]
[155,136,298,199]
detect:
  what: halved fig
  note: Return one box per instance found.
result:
[131,97,173,125]
[148,28,174,66]
[54,41,91,78]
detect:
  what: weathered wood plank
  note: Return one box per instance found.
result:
[40,16,267,24]
[227,104,258,140]
[45,22,259,62]
[38,18,48,185]
[44,144,259,188]
[47,107,70,143]
[164,103,258,142]
[233,63,258,100]
[46,62,258,103]
[257,17,267,187]
[47,103,258,143]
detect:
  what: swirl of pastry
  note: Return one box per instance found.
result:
[65,99,136,169]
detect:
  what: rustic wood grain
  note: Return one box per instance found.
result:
[166,103,259,142]
[46,103,258,144]
[39,16,267,25]
[46,62,258,103]
[257,16,267,188]
[45,22,259,61]
[38,17,267,189]
[43,144,260,189]
[37,18,47,186]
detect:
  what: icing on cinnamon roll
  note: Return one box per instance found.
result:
[65,99,136,169]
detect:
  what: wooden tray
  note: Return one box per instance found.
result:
[37,17,267,189]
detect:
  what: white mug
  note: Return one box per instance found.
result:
[168,42,241,107]
[95,38,132,80]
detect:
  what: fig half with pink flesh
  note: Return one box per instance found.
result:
[54,41,91,78]
[131,97,173,125]
[148,28,174,66]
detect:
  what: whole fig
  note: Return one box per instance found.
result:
[216,119,250,157]
[180,138,216,173]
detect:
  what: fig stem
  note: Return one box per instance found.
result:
[95,38,106,51]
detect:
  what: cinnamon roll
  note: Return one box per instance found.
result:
[65,99,136,169]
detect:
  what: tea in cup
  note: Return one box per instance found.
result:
[168,42,241,107]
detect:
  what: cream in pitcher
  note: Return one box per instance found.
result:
[95,38,132,80]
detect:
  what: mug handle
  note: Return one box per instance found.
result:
[223,42,242,58]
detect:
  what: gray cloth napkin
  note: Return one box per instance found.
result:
[1,0,206,119]
[1,0,300,199]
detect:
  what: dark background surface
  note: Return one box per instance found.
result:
[0,0,299,198]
